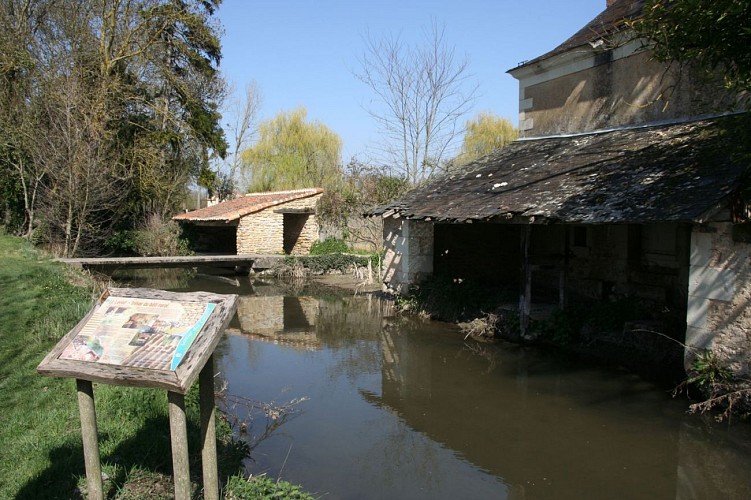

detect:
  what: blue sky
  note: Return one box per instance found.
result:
[216,0,605,163]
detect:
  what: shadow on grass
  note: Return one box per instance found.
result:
[16,413,248,499]
[15,440,86,500]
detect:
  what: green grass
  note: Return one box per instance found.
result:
[0,233,312,499]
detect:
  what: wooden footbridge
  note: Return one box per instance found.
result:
[55,254,285,272]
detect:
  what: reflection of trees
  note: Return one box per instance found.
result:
[314,294,392,382]
[110,268,197,290]
[365,326,751,499]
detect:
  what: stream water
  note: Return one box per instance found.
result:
[113,269,751,499]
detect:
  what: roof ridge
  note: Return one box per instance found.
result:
[245,187,323,197]
[517,112,742,142]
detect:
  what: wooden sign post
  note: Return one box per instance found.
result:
[37,288,238,500]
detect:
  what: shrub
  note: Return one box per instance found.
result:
[132,213,193,256]
[104,230,138,255]
[277,254,372,275]
[310,237,349,255]
[224,475,314,500]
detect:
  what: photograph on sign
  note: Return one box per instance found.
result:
[58,296,216,371]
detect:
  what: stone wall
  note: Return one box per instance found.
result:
[686,222,751,377]
[563,224,690,306]
[287,213,320,255]
[235,193,321,254]
[511,42,742,138]
[382,218,434,294]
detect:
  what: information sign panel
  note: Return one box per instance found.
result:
[38,288,238,394]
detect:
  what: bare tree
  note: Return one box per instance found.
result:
[35,72,125,257]
[357,22,478,185]
[224,80,263,182]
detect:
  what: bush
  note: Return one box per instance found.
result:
[310,237,349,255]
[281,254,372,274]
[132,213,193,257]
[104,230,138,255]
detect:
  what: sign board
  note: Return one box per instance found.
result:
[38,288,238,394]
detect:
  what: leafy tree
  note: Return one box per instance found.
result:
[240,107,342,192]
[356,21,478,185]
[455,112,518,165]
[634,0,751,93]
[0,0,227,255]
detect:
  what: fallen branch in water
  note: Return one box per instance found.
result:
[217,381,309,450]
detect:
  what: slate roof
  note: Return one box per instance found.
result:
[174,188,323,223]
[368,116,750,224]
[514,0,645,70]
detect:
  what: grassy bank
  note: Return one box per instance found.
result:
[0,234,313,499]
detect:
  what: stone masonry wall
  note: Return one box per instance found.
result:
[686,222,751,377]
[289,213,319,255]
[235,193,322,254]
[237,210,283,254]
[382,218,434,294]
[514,45,742,138]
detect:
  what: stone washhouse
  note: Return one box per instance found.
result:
[174,188,323,255]
[369,0,751,377]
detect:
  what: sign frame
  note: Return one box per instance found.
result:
[37,287,238,500]
[38,287,238,394]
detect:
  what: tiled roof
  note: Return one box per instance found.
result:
[513,0,645,70]
[367,115,751,224]
[173,188,323,222]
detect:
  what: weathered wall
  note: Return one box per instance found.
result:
[384,218,691,305]
[686,222,751,377]
[320,217,383,252]
[235,193,321,254]
[564,224,690,306]
[382,218,434,293]
[433,223,520,286]
[512,44,741,138]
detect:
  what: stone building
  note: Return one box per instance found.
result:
[174,187,323,255]
[370,0,751,376]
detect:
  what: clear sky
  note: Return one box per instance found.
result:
[216,0,606,163]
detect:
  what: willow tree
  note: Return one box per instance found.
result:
[241,108,342,192]
[455,112,518,166]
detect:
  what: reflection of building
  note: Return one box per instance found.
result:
[236,295,320,348]
[366,325,748,500]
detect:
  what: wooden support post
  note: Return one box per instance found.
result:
[560,225,570,310]
[519,225,532,337]
[76,379,103,500]
[168,391,191,500]
[200,356,219,500]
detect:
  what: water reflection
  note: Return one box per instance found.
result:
[121,272,751,499]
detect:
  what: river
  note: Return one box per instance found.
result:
[113,268,751,499]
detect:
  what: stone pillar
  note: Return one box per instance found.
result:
[382,217,434,294]
[686,222,751,377]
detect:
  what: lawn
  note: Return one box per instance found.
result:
[0,234,312,499]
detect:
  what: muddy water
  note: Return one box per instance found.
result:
[114,270,751,499]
